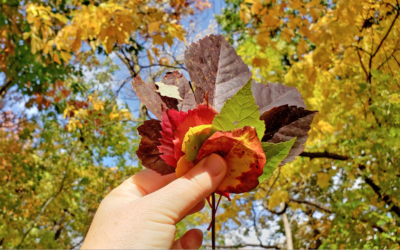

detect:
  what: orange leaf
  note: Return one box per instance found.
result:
[196,126,266,194]
[53,52,61,65]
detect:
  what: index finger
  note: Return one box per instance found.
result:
[119,169,177,198]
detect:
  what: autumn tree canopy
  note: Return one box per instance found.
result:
[1,0,399,249]
[215,0,400,248]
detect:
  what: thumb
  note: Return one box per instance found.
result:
[147,154,227,225]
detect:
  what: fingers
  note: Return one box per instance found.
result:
[185,199,205,217]
[115,169,177,198]
[171,229,203,249]
[148,154,227,224]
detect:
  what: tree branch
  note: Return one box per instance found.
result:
[203,244,280,249]
[0,77,13,101]
[356,46,369,81]
[363,176,400,218]
[300,151,349,161]
[262,201,288,215]
[289,198,332,213]
[139,63,187,71]
[371,9,400,58]
[289,197,386,233]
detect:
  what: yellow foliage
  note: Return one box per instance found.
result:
[317,172,330,188]
[269,190,288,209]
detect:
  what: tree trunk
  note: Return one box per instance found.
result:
[280,203,293,250]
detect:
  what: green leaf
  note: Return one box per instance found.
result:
[258,138,296,183]
[211,78,265,140]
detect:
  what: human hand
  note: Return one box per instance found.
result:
[81,154,227,249]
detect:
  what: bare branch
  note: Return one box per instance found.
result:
[289,198,332,213]
[262,201,288,215]
[139,63,187,71]
[300,151,350,161]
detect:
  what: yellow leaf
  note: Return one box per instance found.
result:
[250,0,263,15]
[240,4,251,24]
[148,21,160,33]
[269,190,288,209]
[53,52,61,65]
[72,36,82,52]
[252,57,269,67]
[146,50,154,65]
[54,13,68,24]
[60,51,71,62]
[297,38,309,56]
[152,34,164,45]
[285,68,297,84]
[23,32,31,40]
[281,27,294,43]
[317,173,330,188]
[182,124,212,153]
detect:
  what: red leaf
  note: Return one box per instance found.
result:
[158,104,218,168]
[137,120,175,175]
[173,104,218,163]
[159,109,187,167]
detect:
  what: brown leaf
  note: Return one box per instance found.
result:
[131,76,178,120]
[162,71,197,112]
[251,81,306,115]
[262,106,317,164]
[136,119,175,175]
[184,34,252,112]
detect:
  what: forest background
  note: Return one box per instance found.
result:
[1,0,399,249]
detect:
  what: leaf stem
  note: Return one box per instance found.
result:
[212,192,216,250]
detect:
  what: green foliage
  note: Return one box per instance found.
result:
[211,79,265,140]
[258,138,296,183]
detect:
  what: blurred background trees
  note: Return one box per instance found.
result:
[215,0,400,248]
[1,0,399,249]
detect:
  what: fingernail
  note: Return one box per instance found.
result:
[203,154,227,177]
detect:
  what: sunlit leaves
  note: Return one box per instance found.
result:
[219,0,400,248]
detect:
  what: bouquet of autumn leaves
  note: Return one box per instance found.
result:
[132,34,316,201]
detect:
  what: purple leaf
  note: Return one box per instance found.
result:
[262,106,317,164]
[131,76,178,120]
[184,34,252,112]
[252,81,306,115]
